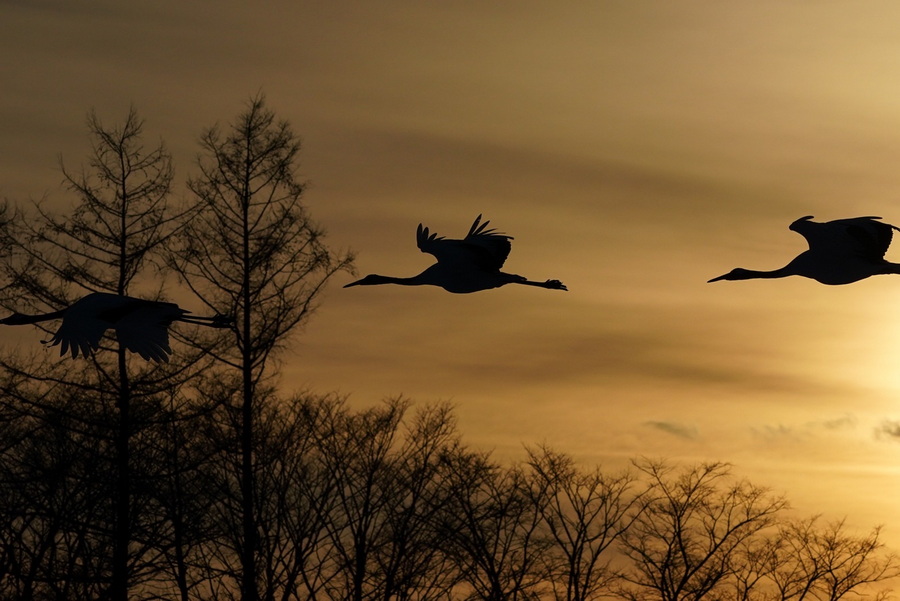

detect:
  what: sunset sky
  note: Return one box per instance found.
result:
[4,1,900,547]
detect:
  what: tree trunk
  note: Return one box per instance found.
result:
[111,348,131,601]
[240,171,257,601]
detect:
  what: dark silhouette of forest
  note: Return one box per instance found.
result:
[0,97,896,601]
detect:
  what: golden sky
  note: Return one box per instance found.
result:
[4,1,900,546]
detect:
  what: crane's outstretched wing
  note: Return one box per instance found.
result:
[789,215,899,259]
[417,215,513,271]
[45,315,106,359]
[114,301,186,363]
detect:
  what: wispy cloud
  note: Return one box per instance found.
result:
[643,420,698,440]
[752,414,857,443]
[819,414,856,431]
[875,419,900,441]
[752,423,797,442]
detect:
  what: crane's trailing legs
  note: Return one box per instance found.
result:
[511,277,568,290]
[173,314,234,327]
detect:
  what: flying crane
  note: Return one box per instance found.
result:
[0,292,233,362]
[708,215,900,285]
[344,215,568,294]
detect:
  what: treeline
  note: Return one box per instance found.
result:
[0,97,896,601]
[0,394,896,601]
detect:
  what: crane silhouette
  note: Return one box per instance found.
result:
[708,215,900,285]
[0,292,233,362]
[344,215,568,294]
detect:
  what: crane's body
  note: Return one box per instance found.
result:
[708,215,900,285]
[344,215,567,293]
[0,292,232,362]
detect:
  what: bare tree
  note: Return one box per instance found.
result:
[439,450,550,601]
[254,394,342,601]
[0,200,12,261]
[288,399,465,601]
[130,382,230,601]
[754,516,899,601]
[314,398,408,601]
[170,94,353,601]
[618,460,788,601]
[0,107,197,601]
[810,518,899,600]
[720,526,783,601]
[371,402,463,601]
[0,383,113,601]
[526,446,643,601]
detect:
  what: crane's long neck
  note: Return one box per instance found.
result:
[737,266,795,280]
[345,273,430,288]
[0,308,67,326]
[374,274,425,286]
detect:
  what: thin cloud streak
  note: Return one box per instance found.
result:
[643,421,699,441]
[876,420,900,442]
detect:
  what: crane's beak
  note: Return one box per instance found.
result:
[343,278,364,288]
[707,273,728,283]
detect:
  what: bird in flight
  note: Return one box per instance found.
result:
[0,292,233,362]
[708,215,900,285]
[344,215,568,294]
